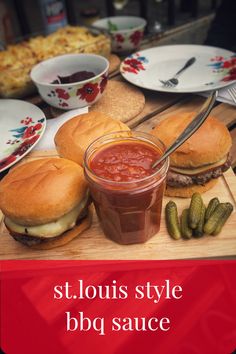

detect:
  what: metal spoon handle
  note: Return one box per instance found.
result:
[175,57,196,76]
[152,90,218,169]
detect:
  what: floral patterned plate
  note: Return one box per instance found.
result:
[0,99,46,172]
[120,45,236,93]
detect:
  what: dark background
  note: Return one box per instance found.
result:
[1,0,220,41]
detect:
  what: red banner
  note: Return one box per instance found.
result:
[1,260,236,354]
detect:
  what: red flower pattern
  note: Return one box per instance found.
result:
[77,82,100,103]
[1,117,45,172]
[100,75,108,93]
[59,102,69,107]
[222,67,236,81]
[13,135,40,157]
[20,117,33,125]
[123,58,145,74]
[0,155,17,170]
[223,58,236,69]
[23,123,42,139]
[210,55,236,82]
[55,88,70,100]
[130,30,143,46]
[115,34,124,43]
[211,56,224,62]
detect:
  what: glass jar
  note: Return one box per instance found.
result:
[84,131,169,245]
[39,0,68,34]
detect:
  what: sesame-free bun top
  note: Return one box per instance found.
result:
[151,112,232,168]
[0,158,87,226]
[55,111,130,166]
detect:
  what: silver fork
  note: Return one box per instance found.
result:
[228,86,236,103]
[159,57,196,88]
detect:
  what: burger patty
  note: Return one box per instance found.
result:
[167,155,231,187]
[8,206,89,247]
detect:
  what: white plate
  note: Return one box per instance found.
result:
[0,99,46,173]
[120,45,236,93]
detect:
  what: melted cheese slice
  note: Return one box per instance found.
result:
[171,156,227,176]
[5,197,88,238]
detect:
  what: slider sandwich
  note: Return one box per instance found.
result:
[151,112,232,197]
[0,158,91,249]
[55,111,130,166]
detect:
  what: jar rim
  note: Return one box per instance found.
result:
[84,130,170,186]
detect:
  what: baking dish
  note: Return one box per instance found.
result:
[0,26,111,98]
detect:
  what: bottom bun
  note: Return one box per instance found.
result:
[165,178,218,198]
[10,208,93,250]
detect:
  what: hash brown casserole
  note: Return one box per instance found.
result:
[0,26,111,98]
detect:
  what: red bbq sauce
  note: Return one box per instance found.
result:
[85,136,169,245]
[90,141,161,182]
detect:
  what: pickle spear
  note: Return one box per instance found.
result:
[212,203,233,235]
[205,197,220,221]
[189,193,203,229]
[193,204,206,238]
[165,201,181,240]
[181,209,192,239]
[204,203,233,235]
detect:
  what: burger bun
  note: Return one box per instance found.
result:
[54,111,130,166]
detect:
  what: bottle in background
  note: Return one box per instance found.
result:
[80,7,100,26]
[39,0,68,34]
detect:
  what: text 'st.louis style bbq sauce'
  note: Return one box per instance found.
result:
[84,132,169,245]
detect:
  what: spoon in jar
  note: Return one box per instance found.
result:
[152,90,218,169]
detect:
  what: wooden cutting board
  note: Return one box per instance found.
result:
[0,148,235,260]
[1,90,236,260]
